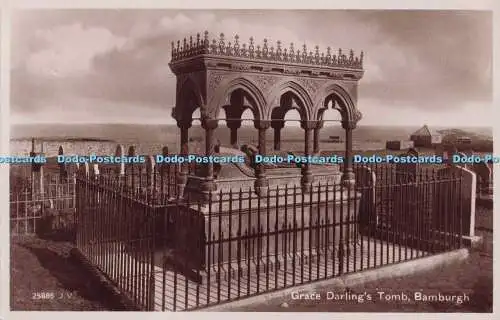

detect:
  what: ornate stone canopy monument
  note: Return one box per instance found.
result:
[169,31,364,198]
[168,32,365,282]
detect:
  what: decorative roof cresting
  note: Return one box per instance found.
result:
[170,31,364,69]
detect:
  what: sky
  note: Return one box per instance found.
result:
[11,9,493,127]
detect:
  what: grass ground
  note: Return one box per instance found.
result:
[10,206,493,312]
[10,236,125,311]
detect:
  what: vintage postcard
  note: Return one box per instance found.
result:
[6,6,495,315]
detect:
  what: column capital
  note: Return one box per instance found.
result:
[226,119,242,130]
[201,118,219,130]
[254,120,271,130]
[342,120,357,130]
[300,120,321,130]
[271,120,285,130]
[176,118,192,129]
[341,171,356,188]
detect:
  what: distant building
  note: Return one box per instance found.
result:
[329,136,343,143]
[410,124,442,148]
[386,140,414,150]
[456,136,472,145]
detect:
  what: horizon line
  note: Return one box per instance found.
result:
[9,122,493,128]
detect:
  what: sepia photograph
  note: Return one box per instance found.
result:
[9,9,493,312]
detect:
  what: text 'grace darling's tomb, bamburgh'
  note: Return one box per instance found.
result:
[168,31,364,282]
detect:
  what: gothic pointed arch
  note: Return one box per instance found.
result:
[314,83,361,124]
[266,81,313,122]
[209,77,266,121]
[173,77,205,125]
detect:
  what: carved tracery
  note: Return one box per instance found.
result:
[169,31,365,196]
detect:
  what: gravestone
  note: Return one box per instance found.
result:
[92,164,100,176]
[92,164,101,204]
[354,166,376,230]
[79,162,90,176]
[472,161,492,194]
[449,145,459,161]
[393,148,433,247]
[455,152,469,169]
[145,155,156,189]
[127,146,136,156]
[126,146,137,178]
[58,145,68,181]
[435,144,445,158]
[395,148,419,183]
[159,146,169,174]
[442,144,458,165]
[68,162,80,175]
[463,147,474,157]
[162,146,169,157]
[115,144,125,175]
[434,165,477,242]
[214,139,221,153]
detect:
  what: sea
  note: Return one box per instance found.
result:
[9,123,493,157]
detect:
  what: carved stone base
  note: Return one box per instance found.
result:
[175,175,186,198]
[184,176,219,202]
[163,189,361,284]
[301,170,313,193]
[342,178,356,189]
[254,177,269,196]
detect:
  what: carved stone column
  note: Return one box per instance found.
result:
[201,118,218,194]
[301,121,315,192]
[342,120,356,187]
[313,120,324,154]
[271,120,285,151]
[254,120,271,195]
[177,119,192,198]
[227,120,241,148]
[224,94,246,149]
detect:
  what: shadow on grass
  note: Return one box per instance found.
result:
[37,230,76,242]
[20,242,127,311]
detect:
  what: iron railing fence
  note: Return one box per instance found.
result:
[10,174,76,236]
[10,161,478,239]
[74,166,466,311]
